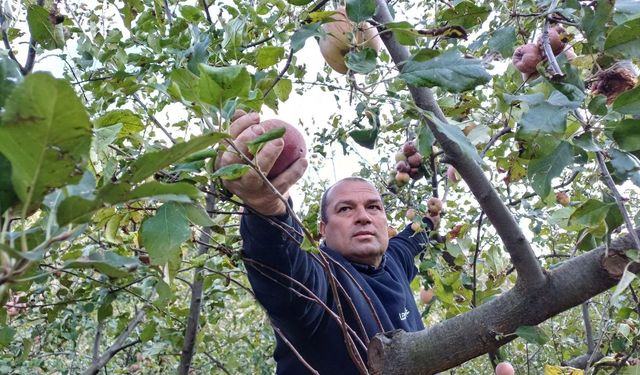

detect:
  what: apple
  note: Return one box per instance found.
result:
[259,119,307,179]
[495,362,515,375]
[407,152,423,168]
[394,151,407,162]
[556,191,570,206]
[387,226,398,237]
[537,25,566,56]
[427,197,443,215]
[395,172,410,186]
[409,167,424,180]
[447,165,461,184]
[402,141,418,157]
[395,160,411,173]
[406,208,416,220]
[449,223,463,239]
[318,7,382,74]
[512,43,543,74]
[411,222,423,232]
[420,288,434,304]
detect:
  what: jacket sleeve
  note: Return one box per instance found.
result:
[386,217,435,281]
[240,211,331,335]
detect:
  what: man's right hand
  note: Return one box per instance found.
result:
[215,111,308,216]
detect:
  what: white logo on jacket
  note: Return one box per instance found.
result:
[399,307,410,320]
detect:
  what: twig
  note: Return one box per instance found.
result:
[81,309,145,375]
[471,212,485,308]
[133,94,177,144]
[595,151,640,250]
[200,0,212,24]
[541,21,563,78]
[272,325,320,374]
[93,321,103,363]
[263,48,294,98]
[163,0,172,24]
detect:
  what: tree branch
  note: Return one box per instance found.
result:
[372,0,546,288]
[178,187,217,375]
[368,228,640,374]
[82,309,145,375]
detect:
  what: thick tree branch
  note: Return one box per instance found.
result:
[368,228,640,374]
[372,0,545,288]
[82,309,145,375]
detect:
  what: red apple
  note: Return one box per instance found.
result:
[402,141,418,157]
[495,362,515,375]
[260,119,307,179]
[512,43,543,74]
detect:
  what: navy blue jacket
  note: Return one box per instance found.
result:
[240,212,431,375]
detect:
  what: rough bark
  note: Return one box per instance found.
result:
[368,228,640,374]
[372,0,545,288]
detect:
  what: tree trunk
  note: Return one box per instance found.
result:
[368,229,640,374]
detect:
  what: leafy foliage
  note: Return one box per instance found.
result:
[0,0,639,374]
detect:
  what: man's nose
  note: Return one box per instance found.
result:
[354,206,372,224]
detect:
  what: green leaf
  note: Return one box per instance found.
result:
[588,95,608,116]
[345,48,377,74]
[247,127,286,155]
[181,203,215,227]
[613,119,640,151]
[222,17,246,51]
[349,128,378,149]
[384,21,419,45]
[128,182,202,201]
[125,132,229,184]
[620,364,640,375]
[95,109,145,139]
[170,68,200,103]
[140,202,191,266]
[0,55,22,110]
[26,5,64,50]
[528,141,575,198]
[438,2,490,30]
[604,18,640,58]
[573,132,602,152]
[286,0,313,5]
[517,102,568,140]
[140,322,157,342]
[416,123,435,158]
[57,197,101,225]
[64,251,140,278]
[400,49,491,93]
[609,148,640,186]
[0,325,16,347]
[180,5,203,22]
[488,26,516,58]
[612,86,640,115]
[256,46,285,69]
[0,73,92,211]
[582,0,612,51]
[569,199,615,228]
[346,0,376,23]
[614,0,640,23]
[0,154,18,214]
[199,65,251,107]
[97,300,113,322]
[424,112,483,165]
[291,23,322,53]
[274,79,292,102]
[515,325,549,345]
[212,164,252,180]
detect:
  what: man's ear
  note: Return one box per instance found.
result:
[319,221,326,237]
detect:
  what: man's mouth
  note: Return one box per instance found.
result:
[353,231,375,238]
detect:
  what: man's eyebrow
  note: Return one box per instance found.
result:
[333,198,383,208]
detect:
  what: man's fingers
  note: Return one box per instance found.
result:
[254,138,284,177]
[229,112,260,138]
[270,157,308,194]
[230,109,247,123]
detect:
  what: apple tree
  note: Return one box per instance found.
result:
[0,0,639,374]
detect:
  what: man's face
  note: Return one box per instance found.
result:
[319,180,389,267]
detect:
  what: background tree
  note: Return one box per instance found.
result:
[0,0,639,374]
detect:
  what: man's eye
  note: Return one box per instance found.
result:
[338,207,351,213]
[369,205,382,210]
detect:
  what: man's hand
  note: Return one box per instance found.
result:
[215,111,308,216]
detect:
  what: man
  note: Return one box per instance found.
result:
[217,112,437,374]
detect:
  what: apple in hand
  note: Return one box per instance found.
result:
[259,119,307,179]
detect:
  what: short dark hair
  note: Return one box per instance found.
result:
[320,177,376,223]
